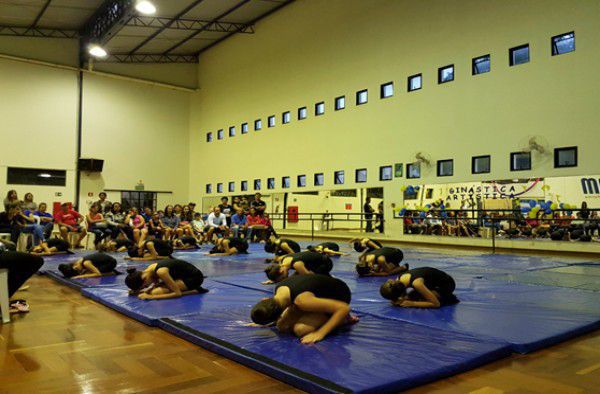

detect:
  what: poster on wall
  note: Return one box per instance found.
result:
[394,163,403,178]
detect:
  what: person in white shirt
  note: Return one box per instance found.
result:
[204,206,229,243]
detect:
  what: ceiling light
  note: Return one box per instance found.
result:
[38,173,52,178]
[88,45,108,58]
[135,1,156,15]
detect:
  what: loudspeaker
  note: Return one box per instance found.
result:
[78,158,104,172]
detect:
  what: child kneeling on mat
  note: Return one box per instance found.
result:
[250,275,358,344]
[125,259,208,300]
[58,253,118,279]
[380,267,459,308]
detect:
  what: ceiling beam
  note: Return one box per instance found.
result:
[0,25,78,38]
[101,53,199,63]
[197,0,294,55]
[126,16,254,34]
[163,0,251,55]
[128,0,207,55]
[30,0,52,29]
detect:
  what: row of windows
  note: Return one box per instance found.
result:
[205,147,578,194]
[205,31,575,143]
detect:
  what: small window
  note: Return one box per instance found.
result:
[282,111,291,124]
[552,32,575,56]
[229,126,235,137]
[355,168,367,183]
[472,155,491,174]
[334,170,345,185]
[407,163,421,179]
[241,123,249,134]
[472,55,490,75]
[315,102,325,116]
[206,184,212,194]
[297,175,306,187]
[554,146,577,168]
[408,74,422,92]
[268,116,275,128]
[379,165,392,181]
[282,176,290,188]
[206,132,213,142]
[217,183,223,193]
[228,181,235,192]
[380,82,394,98]
[510,152,531,171]
[217,129,224,139]
[509,44,530,66]
[438,65,454,84]
[356,89,368,105]
[254,119,262,130]
[298,107,307,120]
[254,179,261,190]
[335,96,346,111]
[314,173,324,186]
[267,178,275,189]
[437,159,454,176]
[241,180,248,191]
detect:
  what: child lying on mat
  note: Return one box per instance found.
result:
[125,259,208,300]
[262,251,333,284]
[125,239,173,261]
[250,274,358,344]
[97,238,133,253]
[306,242,348,257]
[355,247,408,277]
[31,238,72,255]
[58,252,118,279]
[206,237,249,256]
[380,267,459,308]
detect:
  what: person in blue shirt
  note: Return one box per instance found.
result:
[33,203,55,240]
[230,207,249,239]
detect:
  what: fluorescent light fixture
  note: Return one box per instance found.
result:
[135,1,156,14]
[38,173,52,178]
[88,45,107,58]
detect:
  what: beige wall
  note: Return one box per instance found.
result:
[189,0,600,238]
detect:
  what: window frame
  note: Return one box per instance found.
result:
[437,159,454,177]
[206,184,212,194]
[267,177,275,189]
[206,132,213,142]
[228,126,235,137]
[355,168,367,183]
[472,54,491,75]
[406,162,421,179]
[438,64,455,84]
[282,176,290,189]
[254,119,262,131]
[407,73,422,92]
[315,102,325,116]
[471,155,491,174]
[509,44,530,66]
[228,181,235,193]
[216,183,223,193]
[254,179,261,191]
[241,180,248,192]
[334,170,345,185]
[380,81,394,99]
[217,129,224,140]
[356,89,368,105]
[334,96,346,111]
[379,165,393,181]
[297,175,307,187]
[282,111,291,124]
[298,106,307,120]
[510,151,532,171]
[268,115,276,128]
[314,173,324,186]
[554,146,578,168]
[552,31,575,56]
[241,122,249,134]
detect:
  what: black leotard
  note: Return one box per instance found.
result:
[316,242,340,252]
[367,247,404,265]
[289,251,332,275]
[84,253,117,273]
[147,239,173,257]
[180,236,197,246]
[155,259,204,291]
[408,267,456,297]
[275,239,301,255]
[366,239,383,252]
[226,237,248,253]
[115,239,133,249]
[47,238,70,251]
[276,274,351,304]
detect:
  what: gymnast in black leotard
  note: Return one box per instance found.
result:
[349,237,382,254]
[207,237,249,255]
[380,267,458,308]
[173,236,199,250]
[58,253,118,278]
[264,238,301,262]
[263,251,333,283]
[125,239,173,260]
[307,242,348,257]
[356,247,408,277]
[97,238,133,253]
[250,275,358,344]
[125,259,208,300]
[31,238,71,255]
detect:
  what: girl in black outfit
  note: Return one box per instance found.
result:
[58,253,118,279]
[97,238,133,252]
[125,259,207,300]
[173,236,199,250]
[263,251,333,284]
[125,239,173,261]
[31,238,71,255]
[207,237,249,255]
[264,238,301,261]
[307,242,348,257]
[356,247,408,277]
[380,267,458,308]
[250,275,358,344]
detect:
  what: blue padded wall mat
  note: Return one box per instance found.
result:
[158,312,510,394]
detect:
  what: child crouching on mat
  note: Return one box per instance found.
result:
[306,242,348,257]
[380,267,458,308]
[125,259,208,300]
[262,251,333,284]
[172,236,199,250]
[356,247,408,277]
[125,239,173,261]
[58,253,118,279]
[206,237,249,255]
[30,238,72,255]
[97,238,133,253]
[264,237,301,263]
[250,275,358,344]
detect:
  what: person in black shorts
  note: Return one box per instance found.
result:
[250,274,358,344]
[349,237,383,259]
[306,242,348,257]
[173,236,199,250]
[97,238,133,252]
[264,238,301,263]
[263,251,333,284]
[125,239,173,261]
[31,238,71,255]
[207,237,249,255]
[356,247,408,277]
[380,267,458,308]
[125,259,208,300]
[58,253,118,279]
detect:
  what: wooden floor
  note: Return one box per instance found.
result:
[1,276,599,394]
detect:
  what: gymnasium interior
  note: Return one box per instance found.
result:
[0,0,599,392]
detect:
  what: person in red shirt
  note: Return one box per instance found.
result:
[55,203,87,248]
